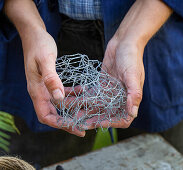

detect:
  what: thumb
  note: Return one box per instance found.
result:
[125,72,143,118]
[38,55,65,101]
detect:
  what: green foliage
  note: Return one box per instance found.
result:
[0,111,20,152]
[92,128,118,151]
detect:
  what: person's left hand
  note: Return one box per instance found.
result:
[61,40,145,129]
[100,35,145,129]
[61,35,145,130]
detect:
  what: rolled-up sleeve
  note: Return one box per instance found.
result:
[0,0,17,42]
[163,0,183,17]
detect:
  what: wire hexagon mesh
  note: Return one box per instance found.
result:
[53,54,127,131]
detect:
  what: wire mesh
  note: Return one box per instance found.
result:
[53,54,127,131]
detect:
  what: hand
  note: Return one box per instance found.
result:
[60,78,130,130]
[101,36,145,128]
[22,27,85,137]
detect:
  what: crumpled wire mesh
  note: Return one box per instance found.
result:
[53,54,127,131]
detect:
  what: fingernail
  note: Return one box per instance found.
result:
[52,89,64,101]
[131,106,138,118]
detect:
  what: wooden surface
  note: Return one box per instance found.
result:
[43,134,183,170]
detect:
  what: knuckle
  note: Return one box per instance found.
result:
[43,73,58,88]
[133,89,142,102]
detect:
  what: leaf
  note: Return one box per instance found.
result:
[11,124,20,135]
[0,111,20,134]
[0,143,9,152]
[0,131,10,139]
[0,116,15,126]
[0,111,20,152]
[0,137,10,146]
[0,121,16,133]
[92,128,118,151]
[0,112,14,120]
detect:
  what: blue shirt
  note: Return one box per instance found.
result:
[0,0,183,132]
[58,0,102,20]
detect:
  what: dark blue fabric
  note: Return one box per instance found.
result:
[0,1,3,10]
[133,13,183,132]
[1,0,183,132]
[0,1,17,42]
[163,0,183,18]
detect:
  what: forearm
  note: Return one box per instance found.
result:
[114,0,173,50]
[4,0,46,40]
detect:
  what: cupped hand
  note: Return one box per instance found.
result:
[22,27,85,137]
[101,35,145,128]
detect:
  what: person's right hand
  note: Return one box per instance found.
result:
[21,27,85,137]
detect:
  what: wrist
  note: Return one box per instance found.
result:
[112,0,172,54]
[4,0,46,42]
[112,33,145,59]
[20,23,46,43]
[114,28,147,54]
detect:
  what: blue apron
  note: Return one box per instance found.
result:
[0,0,183,132]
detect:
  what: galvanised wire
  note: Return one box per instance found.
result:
[53,54,127,131]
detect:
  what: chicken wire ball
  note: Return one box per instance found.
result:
[54,54,127,131]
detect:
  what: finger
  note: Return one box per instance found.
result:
[81,109,131,130]
[78,108,121,130]
[64,85,83,96]
[64,85,97,96]
[56,109,89,133]
[54,93,105,112]
[101,116,133,129]
[56,115,86,137]
[125,72,143,118]
[76,112,101,130]
[53,96,84,111]
[57,107,103,131]
[33,98,85,137]
[29,82,85,137]
[37,54,65,101]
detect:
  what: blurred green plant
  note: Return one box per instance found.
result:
[0,111,20,152]
[92,128,118,151]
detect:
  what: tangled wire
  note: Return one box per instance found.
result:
[53,54,127,131]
